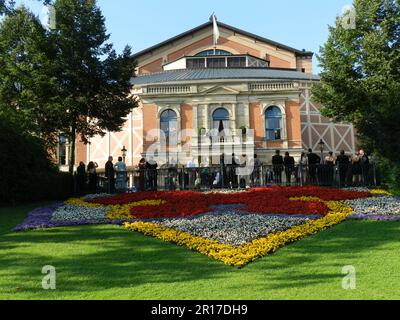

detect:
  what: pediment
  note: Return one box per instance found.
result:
[200,86,240,95]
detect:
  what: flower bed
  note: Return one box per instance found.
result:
[87,186,369,219]
[13,187,397,267]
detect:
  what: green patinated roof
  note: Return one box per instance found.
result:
[131,68,320,86]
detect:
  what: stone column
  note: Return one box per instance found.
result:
[204,104,210,129]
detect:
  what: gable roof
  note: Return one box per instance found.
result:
[131,20,314,60]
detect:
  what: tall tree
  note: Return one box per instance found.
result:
[1,1,51,15]
[0,6,61,140]
[313,0,400,163]
[0,0,138,174]
[51,0,138,173]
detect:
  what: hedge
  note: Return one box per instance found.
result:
[0,117,73,205]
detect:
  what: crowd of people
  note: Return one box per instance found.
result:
[269,149,371,187]
[76,156,128,194]
[75,149,372,194]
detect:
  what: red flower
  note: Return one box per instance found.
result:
[88,186,370,219]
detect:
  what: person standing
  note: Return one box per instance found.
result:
[299,152,308,185]
[272,150,284,184]
[146,157,158,191]
[230,153,239,189]
[76,162,86,195]
[284,152,295,186]
[250,154,262,187]
[87,161,98,193]
[324,151,335,186]
[351,152,362,186]
[114,157,127,193]
[360,149,370,186]
[336,150,350,187]
[105,156,115,194]
[138,158,146,192]
[186,158,196,189]
[307,149,321,184]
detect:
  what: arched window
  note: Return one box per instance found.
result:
[212,108,230,133]
[265,106,282,141]
[160,109,177,143]
[195,49,232,56]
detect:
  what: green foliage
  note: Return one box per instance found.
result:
[374,155,400,189]
[0,117,73,205]
[0,0,139,174]
[313,0,400,163]
[0,7,61,143]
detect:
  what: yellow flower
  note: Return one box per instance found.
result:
[65,198,104,207]
[124,199,354,268]
[107,200,165,219]
[369,189,393,196]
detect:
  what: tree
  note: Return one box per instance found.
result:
[0,0,14,15]
[313,0,400,163]
[1,1,51,15]
[52,0,138,173]
[0,6,62,141]
[0,0,138,174]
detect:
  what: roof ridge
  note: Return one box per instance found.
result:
[131,21,313,59]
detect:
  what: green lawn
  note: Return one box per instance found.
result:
[0,203,400,300]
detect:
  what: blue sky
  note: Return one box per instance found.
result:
[13,0,353,73]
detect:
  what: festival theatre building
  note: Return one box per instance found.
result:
[68,19,356,169]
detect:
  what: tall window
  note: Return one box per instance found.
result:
[58,135,68,166]
[160,109,178,144]
[212,108,230,133]
[265,106,282,140]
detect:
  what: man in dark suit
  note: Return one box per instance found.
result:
[336,150,350,187]
[105,156,115,193]
[146,157,158,191]
[284,152,295,185]
[272,150,284,184]
[307,149,321,183]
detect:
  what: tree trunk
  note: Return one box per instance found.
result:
[69,122,76,175]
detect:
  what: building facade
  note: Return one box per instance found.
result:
[71,19,356,169]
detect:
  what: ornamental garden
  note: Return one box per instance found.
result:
[14,187,400,268]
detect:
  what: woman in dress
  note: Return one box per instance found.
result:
[351,152,362,186]
[324,151,335,186]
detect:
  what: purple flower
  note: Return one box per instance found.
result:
[348,214,400,221]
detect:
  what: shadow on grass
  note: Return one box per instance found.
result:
[244,220,400,291]
[0,225,231,295]
[1,203,400,298]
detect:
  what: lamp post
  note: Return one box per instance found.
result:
[318,139,325,164]
[121,145,127,163]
